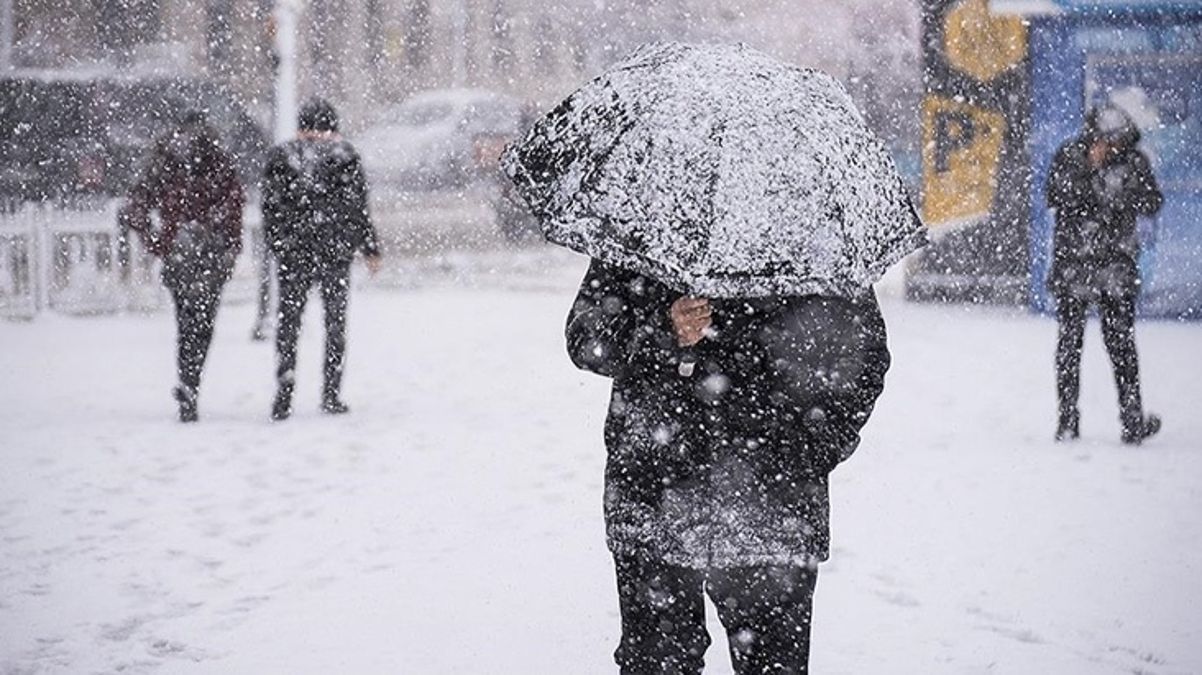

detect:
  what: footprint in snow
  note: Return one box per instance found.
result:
[223,594,272,615]
[1108,644,1167,667]
[978,623,1044,644]
[873,589,920,608]
[964,605,1012,623]
[146,637,211,662]
[22,583,50,597]
[231,532,268,548]
[100,615,149,642]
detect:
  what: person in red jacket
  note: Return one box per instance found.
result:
[119,111,244,422]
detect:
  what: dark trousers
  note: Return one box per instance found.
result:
[274,262,350,401]
[170,283,224,394]
[614,555,817,675]
[1055,293,1143,428]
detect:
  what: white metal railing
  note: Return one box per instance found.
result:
[0,200,264,320]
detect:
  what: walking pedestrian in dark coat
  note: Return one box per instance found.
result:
[119,111,244,422]
[262,98,382,420]
[1045,105,1164,444]
[567,259,890,674]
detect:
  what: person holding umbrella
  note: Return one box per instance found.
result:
[504,43,925,674]
[119,110,244,423]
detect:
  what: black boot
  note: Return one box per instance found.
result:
[173,385,198,423]
[1121,414,1161,445]
[321,396,349,415]
[1055,410,1079,442]
[271,385,293,421]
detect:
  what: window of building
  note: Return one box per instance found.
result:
[94,0,161,56]
[206,0,233,70]
[533,16,556,75]
[491,0,514,71]
[405,0,431,67]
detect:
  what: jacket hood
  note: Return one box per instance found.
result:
[1083,105,1140,151]
[298,98,340,133]
[155,118,229,179]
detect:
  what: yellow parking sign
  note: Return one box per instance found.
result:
[921,95,1007,227]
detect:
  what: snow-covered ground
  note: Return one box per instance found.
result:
[1,250,1200,675]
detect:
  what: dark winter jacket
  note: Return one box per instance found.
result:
[567,259,890,568]
[1045,108,1163,301]
[261,135,380,273]
[119,123,244,293]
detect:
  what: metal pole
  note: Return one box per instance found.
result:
[1,0,14,71]
[274,0,304,143]
[35,206,51,312]
[452,0,467,86]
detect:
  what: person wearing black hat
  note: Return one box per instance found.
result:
[261,98,382,420]
[1045,105,1164,444]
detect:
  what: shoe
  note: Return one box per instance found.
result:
[1055,411,1079,442]
[321,398,350,415]
[271,390,293,421]
[1121,414,1161,445]
[173,386,198,423]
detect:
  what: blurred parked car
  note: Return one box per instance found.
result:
[495,173,541,242]
[0,73,267,207]
[357,88,526,191]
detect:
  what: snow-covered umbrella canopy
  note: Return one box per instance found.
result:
[503,41,927,299]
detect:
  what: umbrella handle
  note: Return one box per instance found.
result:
[678,347,697,377]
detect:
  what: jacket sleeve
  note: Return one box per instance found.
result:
[1044,145,1077,213]
[1128,151,1163,217]
[807,290,891,472]
[260,146,290,258]
[118,157,164,256]
[118,184,154,248]
[219,163,245,257]
[565,259,678,379]
[345,151,381,257]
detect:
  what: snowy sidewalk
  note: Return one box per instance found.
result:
[1,255,1200,674]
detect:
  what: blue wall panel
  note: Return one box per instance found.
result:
[1026,12,1202,318]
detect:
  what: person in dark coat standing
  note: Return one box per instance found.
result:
[119,111,244,422]
[1045,105,1164,444]
[567,259,890,674]
[262,98,382,420]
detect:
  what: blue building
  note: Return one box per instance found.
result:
[1013,0,1202,318]
[914,0,1202,318]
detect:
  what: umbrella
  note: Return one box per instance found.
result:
[502,42,926,299]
